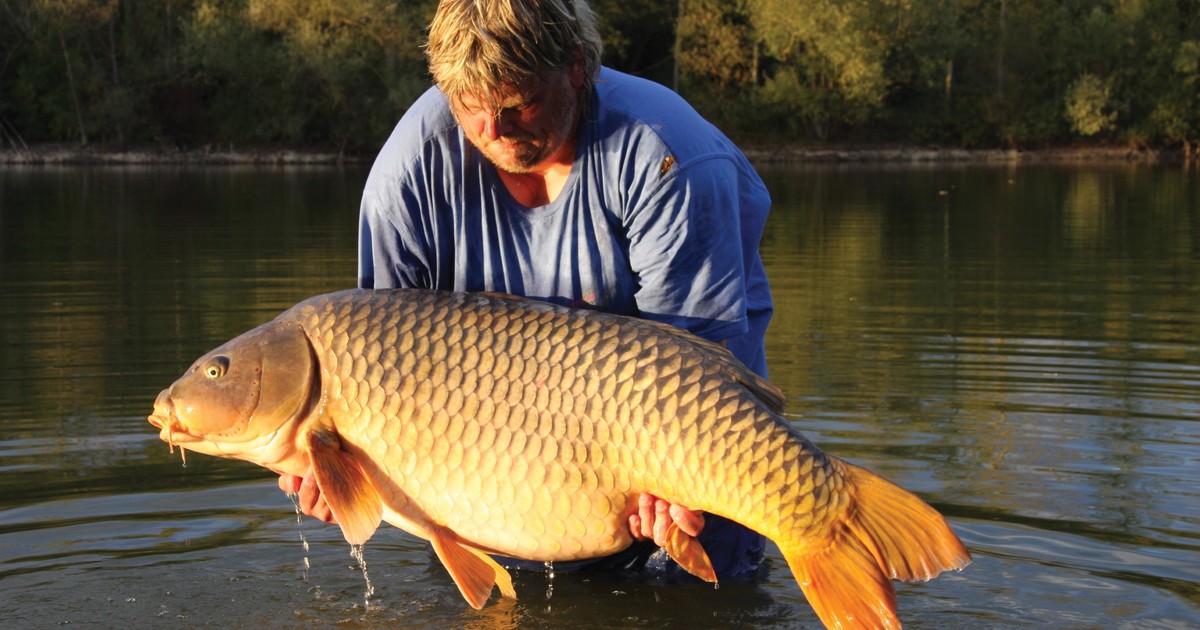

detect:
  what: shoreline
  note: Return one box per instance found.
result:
[0,143,1190,166]
[0,146,365,166]
[740,145,1189,165]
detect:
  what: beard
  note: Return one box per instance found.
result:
[479,132,546,174]
[477,94,580,175]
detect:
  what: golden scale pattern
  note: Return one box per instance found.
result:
[291,289,845,560]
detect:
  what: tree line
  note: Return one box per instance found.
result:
[2,0,1198,155]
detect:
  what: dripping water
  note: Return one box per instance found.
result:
[286,493,312,581]
[350,544,375,608]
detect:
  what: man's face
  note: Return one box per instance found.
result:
[451,65,584,174]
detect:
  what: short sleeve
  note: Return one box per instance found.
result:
[357,87,461,291]
[624,155,749,343]
[358,185,432,290]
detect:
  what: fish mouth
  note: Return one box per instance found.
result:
[148,391,196,464]
[147,411,194,440]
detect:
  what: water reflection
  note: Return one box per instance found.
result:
[754,163,1200,627]
[0,164,1198,628]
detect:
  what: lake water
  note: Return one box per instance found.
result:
[1,163,1197,628]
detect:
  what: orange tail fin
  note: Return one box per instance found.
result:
[781,458,971,629]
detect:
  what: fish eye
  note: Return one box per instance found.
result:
[204,356,230,379]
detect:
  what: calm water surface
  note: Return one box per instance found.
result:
[0,163,1197,628]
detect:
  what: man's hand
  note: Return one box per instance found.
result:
[278,471,337,524]
[628,492,705,545]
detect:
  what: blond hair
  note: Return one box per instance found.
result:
[426,0,602,111]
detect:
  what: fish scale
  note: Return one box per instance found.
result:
[149,288,970,627]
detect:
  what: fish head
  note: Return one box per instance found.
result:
[148,319,318,464]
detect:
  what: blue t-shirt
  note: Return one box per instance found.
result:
[358,67,772,579]
[359,67,772,376]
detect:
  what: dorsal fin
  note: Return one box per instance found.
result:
[632,317,788,413]
[735,368,787,413]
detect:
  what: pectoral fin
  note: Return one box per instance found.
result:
[306,428,382,546]
[429,525,517,609]
[664,522,717,583]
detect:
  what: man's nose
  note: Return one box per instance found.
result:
[482,111,515,142]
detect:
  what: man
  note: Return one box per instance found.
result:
[283,0,773,579]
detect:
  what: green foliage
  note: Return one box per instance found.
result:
[0,0,1197,150]
[676,0,755,93]
[182,0,432,151]
[1065,74,1116,137]
[1147,41,1200,146]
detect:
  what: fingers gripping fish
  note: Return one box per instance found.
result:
[148,289,970,627]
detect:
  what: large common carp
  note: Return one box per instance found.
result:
[148,289,970,628]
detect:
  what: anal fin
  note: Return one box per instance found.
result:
[664,522,717,583]
[430,526,517,609]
